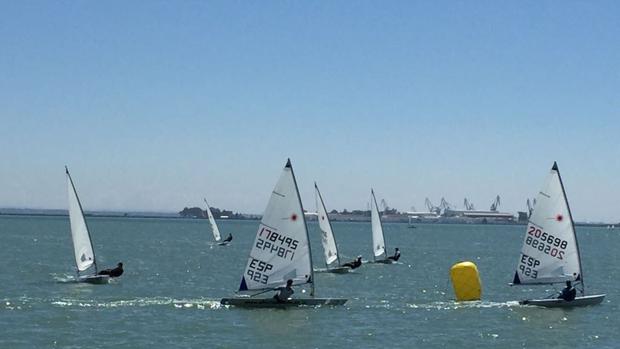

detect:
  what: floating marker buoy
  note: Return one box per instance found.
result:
[450,261,482,301]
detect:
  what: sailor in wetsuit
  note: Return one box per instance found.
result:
[97,262,124,278]
[342,256,362,269]
[557,280,577,301]
[388,248,401,261]
[222,233,233,243]
[273,279,294,302]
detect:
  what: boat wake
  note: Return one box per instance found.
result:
[406,300,520,310]
[52,274,78,283]
[50,297,223,309]
[52,274,120,284]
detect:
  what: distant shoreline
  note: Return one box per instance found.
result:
[0,210,615,227]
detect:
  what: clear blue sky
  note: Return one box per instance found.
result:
[1,1,619,222]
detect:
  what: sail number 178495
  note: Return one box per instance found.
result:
[255,226,299,260]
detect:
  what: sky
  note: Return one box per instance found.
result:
[1,1,619,222]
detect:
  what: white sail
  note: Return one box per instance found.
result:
[239,159,313,292]
[66,168,96,273]
[371,189,387,259]
[204,198,221,242]
[513,162,581,285]
[315,183,339,266]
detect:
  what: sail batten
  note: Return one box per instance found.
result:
[66,168,96,274]
[513,163,581,286]
[371,189,387,259]
[315,183,340,267]
[239,159,313,292]
[204,198,221,242]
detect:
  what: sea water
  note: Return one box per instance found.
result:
[0,215,617,348]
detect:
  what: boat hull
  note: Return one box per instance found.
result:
[314,266,351,274]
[325,267,351,274]
[520,294,605,308]
[78,275,110,284]
[220,297,347,308]
[373,259,394,264]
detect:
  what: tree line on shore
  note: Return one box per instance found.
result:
[178,206,400,219]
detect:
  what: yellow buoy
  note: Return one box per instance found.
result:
[450,261,482,301]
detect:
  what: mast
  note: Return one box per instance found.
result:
[288,159,315,296]
[553,162,585,295]
[65,166,98,275]
[315,182,341,267]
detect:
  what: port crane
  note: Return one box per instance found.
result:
[425,198,441,215]
[440,197,453,212]
[463,198,475,210]
[489,195,501,211]
[526,198,536,217]
[380,199,389,212]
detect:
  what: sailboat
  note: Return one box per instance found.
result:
[512,162,605,307]
[220,159,347,308]
[370,189,393,264]
[65,167,109,284]
[204,198,231,246]
[314,182,351,273]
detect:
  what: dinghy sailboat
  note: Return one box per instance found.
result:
[220,159,347,308]
[370,189,393,264]
[512,162,605,307]
[65,167,109,284]
[314,183,350,273]
[204,198,231,246]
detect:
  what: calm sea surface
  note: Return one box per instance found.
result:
[1,215,617,348]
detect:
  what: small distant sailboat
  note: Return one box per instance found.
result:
[220,159,347,308]
[512,162,605,307]
[204,198,232,246]
[65,167,109,284]
[314,183,351,273]
[370,189,393,264]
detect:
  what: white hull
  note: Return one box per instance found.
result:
[314,266,351,274]
[520,294,605,308]
[220,297,347,308]
[78,275,110,284]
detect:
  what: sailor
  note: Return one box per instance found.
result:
[222,233,233,243]
[388,248,401,261]
[557,280,576,301]
[273,279,294,302]
[97,262,124,278]
[342,256,362,269]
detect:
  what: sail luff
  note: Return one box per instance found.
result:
[290,160,315,297]
[553,162,585,294]
[315,182,340,267]
[203,198,221,242]
[65,167,97,274]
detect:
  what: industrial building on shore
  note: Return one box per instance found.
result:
[406,195,518,224]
